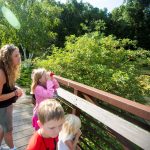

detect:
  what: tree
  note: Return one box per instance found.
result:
[56,0,109,46]
[110,0,150,50]
[0,0,62,57]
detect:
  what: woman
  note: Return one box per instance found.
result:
[0,44,23,150]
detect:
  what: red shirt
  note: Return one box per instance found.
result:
[26,132,58,150]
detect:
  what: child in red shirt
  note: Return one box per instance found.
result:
[26,99,64,150]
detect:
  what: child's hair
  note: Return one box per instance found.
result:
[61,114,81,136]
[31,68,47,94]
[38,99,64,124]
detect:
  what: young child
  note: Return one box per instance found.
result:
[58,114,82,150]
[31,68,59,130]
[26,99,64,150]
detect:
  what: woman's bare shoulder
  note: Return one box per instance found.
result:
[0,69,6,82]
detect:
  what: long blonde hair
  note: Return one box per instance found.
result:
[59,114,81,140]
[31,68,47,94]
[0,44,20,88]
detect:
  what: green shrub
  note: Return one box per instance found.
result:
[34,32,149,103]
[17,59,34,92]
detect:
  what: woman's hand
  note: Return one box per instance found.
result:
[15,88,23,97]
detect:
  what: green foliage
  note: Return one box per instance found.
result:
[110,0,150,49]
[56,0,108,46]
[1,0,149,52]
[80,118,123,150]
[17,59,33,88]
[34,33,148,103]
[0,0,62,56]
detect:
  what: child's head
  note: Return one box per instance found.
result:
[61,114,81,136]
[37,99,64,138]
[31,68,47,93]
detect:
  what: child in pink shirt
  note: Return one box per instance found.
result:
[31,68,59,130]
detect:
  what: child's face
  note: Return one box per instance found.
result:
[39,71,47,84]
[40,118,64,138]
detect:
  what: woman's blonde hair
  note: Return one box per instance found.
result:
[38,99,64,124]
[31,68,47,94]
[60,114,81,137]
[0,44,20,88]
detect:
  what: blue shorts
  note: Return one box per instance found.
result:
[0,105,13,133]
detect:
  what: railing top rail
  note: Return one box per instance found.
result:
[57,88,150,150]
[55,75,150,120]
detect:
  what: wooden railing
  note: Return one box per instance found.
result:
[55,75,150,150]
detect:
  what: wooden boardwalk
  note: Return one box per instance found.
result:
[2,94,34,150]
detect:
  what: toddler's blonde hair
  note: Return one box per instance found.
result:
[60,114,81,138]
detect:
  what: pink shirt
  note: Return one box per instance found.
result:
[33,79,59,115]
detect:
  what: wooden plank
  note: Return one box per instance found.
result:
[12,102,33,149]
[13,128,34,141]
[13,103,33,108]
[13,106,33,114]
[13,114,32,122]
[17,145,27,150]
[1,92,33,149]
[55,76,150,120]
[13,121,32,134]
[13,121,31,128]
[57,88,150,150]
[13,110,33,118]
[2,101,33,149]
[13,135,31,148]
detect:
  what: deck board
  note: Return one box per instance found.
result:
[2,95,34,150]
